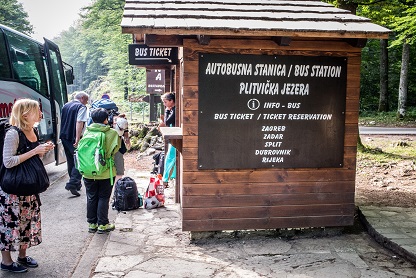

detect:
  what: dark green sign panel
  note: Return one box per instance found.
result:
[198,53,347,169]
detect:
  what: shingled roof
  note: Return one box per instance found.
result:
[121,0,390,39]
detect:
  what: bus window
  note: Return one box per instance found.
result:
[0,30,11,79]
[4,29,48,97]
[46,42,68,109]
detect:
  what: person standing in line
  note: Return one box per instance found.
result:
[113,115,131,184]
[60,91,89,197]
[1,99,54,273]
[82,108,120,234]
[159,92,176,187]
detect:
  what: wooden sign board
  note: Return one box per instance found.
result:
[128,44,178,65]
[198,53,347,169]
[147,69,165,94]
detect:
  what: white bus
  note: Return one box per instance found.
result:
[0,24,73,165]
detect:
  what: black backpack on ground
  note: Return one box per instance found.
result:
[112,177,142,211]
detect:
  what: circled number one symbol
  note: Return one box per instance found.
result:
[247,99,260,111]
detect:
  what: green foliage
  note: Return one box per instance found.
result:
[129,136,144,151]
[322,0,416,115]
[391,6,416,46]
[54,0,147,115]
[359,108,416,126]
[358,137,416,164]
[359,39,381,112]
[360,40,416,113]
[0,0,33,34]
[351,1,416,114]
[359,38,416,113]
[138,126,150,139]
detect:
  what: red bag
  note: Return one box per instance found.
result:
[145,176,156,198]
[145,175,165,207]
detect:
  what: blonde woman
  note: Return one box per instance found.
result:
[0,99,54,273]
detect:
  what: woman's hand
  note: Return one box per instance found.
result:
[158,115,166,129]
[17,142,55,164]
[34,142,55,156]
[159,122,166,128]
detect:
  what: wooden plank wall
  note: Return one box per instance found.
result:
[180,38,361,232]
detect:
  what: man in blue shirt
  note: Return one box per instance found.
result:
[60,91,89,197]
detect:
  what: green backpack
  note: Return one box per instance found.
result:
[75,130,114,184]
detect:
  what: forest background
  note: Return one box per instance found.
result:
[1,0,416,125]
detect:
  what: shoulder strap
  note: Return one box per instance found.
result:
[10,126,27,155]
[100,131,115,185]
[100,131,105,147]
[33,127,40,140]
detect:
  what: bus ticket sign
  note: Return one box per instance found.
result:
[198,53,347,170]
[128,44,178,65]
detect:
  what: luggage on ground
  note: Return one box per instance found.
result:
[144,175,165,209]
[112,177,142,211]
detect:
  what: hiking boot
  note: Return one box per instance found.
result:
[17,256,38,268]
[88,223,98,233]
[1,262,28,273]
[97,223,115,234]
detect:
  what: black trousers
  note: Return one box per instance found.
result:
[84,177,114,225]
[62,138,82,190]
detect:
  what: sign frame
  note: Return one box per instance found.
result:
[198,53,347,170]
[146,69,165,94]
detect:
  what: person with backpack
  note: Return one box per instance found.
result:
[0,99,54,273]
[112,115,131,183]
[60,91,89,197]
[77,108,120,234]
[88,97,119,127]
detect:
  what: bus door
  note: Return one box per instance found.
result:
[44,38,68,165]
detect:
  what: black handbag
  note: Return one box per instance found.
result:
[0,127,49,196]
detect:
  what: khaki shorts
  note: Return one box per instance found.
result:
[114,151,124,175]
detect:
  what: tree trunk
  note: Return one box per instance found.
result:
[397,42,410,119]
[378,39,389,112]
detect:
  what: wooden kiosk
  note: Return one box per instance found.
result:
[122,0,389,232]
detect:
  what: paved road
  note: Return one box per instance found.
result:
[359,126,416,135]
[0,163,113,278]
